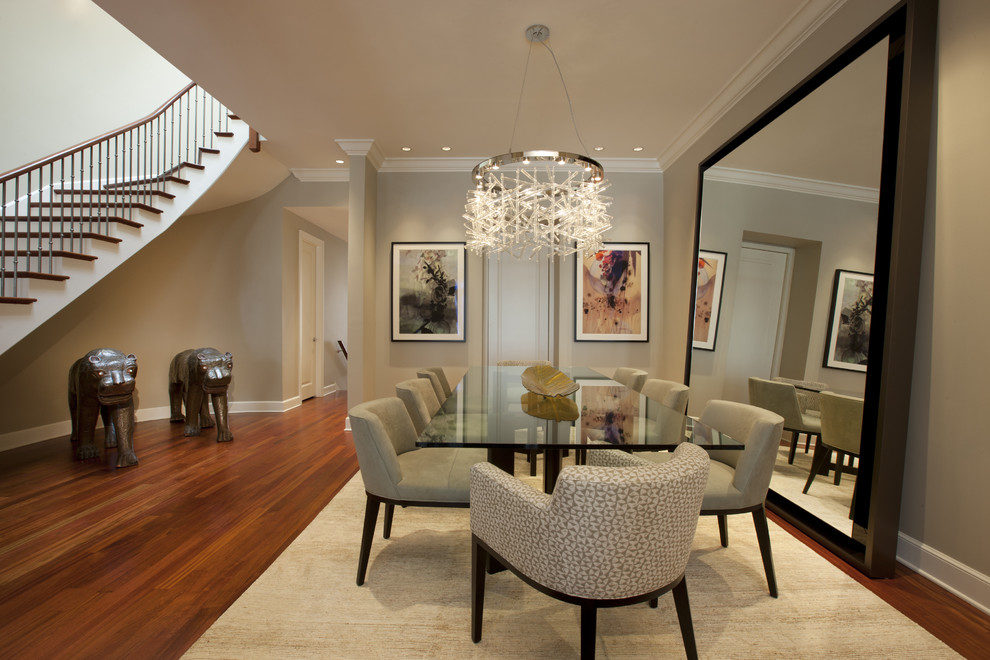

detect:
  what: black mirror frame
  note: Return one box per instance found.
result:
[685,0,937,578]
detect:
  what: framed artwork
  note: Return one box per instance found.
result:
[391,242,465,341]
[823,269,873,371]
[575,243,649,341]
[693,250,727,351]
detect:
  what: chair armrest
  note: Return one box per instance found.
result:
[470,462,552,567]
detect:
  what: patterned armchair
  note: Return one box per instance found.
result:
[470,443,710,659]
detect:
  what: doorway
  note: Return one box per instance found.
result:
[299,231,325,401]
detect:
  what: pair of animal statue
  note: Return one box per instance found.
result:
[68,347,233,468]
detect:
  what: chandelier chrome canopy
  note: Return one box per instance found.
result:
[463,26,612,259]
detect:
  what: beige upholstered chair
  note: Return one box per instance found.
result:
[422,366,452,400]
[803,392,863,494]
[471,443,710,659]
[348,397,487,585]
[589,400,785,597]
[748,377,821,464]
[771,376,828,418]
[416,369,446,403]
[641,378,690,415]
[395,378,441,436]
[613,367,648,393]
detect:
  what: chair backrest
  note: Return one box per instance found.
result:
[348,397,420,500]
[820,392,864,455]
[423,366,452,400]
[701,399,785,509]
[748,377,804,428]
[545,443,709,598]
[416,369,445,402]
[772,376,828,413]
[641,378,689,415]
[496,359,552,366]
[613,367,648,392]
[395,378,441,435]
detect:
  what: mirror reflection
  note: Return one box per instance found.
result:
[689,39,889,538]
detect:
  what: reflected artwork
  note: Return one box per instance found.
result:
[576,243,649,341]
[693,250,726,351]
[577,384,642,445]
[823,269,873,371]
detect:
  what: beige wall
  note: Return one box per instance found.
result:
[0,175,347,438]
[1,0,189,174]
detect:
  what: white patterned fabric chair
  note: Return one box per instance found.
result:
[589,400,785,598]
[349,396,486,586]
[612,367,649,392]
[749,377,820,464]
[395,378,441,436]
[470,443,710,659]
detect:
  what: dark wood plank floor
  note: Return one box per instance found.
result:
[1,392,986,658]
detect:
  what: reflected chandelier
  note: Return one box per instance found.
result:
[463,25,612,259]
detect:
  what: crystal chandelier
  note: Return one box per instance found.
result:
[464,26,612,259]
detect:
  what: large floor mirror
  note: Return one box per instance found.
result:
[686,0,936,577]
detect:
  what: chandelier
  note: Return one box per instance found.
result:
[463,25,612,259]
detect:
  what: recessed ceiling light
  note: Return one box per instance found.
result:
[441,146,452,152]
[593,146,605,151]
[335,159,344,164]
[401,146,412,152]
[633,146,644,152]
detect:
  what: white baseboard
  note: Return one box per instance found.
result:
[0,399,297,452]
[322,383,338,396]
[898,532,990,615]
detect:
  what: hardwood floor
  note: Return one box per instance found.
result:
[1,392,987,658]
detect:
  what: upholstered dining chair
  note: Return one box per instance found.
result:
[470,443,710,660]
[423,366,453,400]
[748,377,821,464]
[348,396,487,586]
[395,378,441,436]
[589,400,785,598]
[613,367,648,393]
[641,378,690,415]
[416,369,446,403]
[803,392,863,494]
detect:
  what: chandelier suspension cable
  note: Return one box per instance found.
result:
[508,43,533,153]
[537,39,591,156]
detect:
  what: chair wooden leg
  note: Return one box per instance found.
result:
[752,507,778,598]
[803,443,831,494]
[471,537,487,643]
[787,431,799,464]
[383,503,394,539]
[529,450,538,477]
[833,451,844,485]
[357,496,380,586]
[717,514,728,547]
[580,605,597,660]
[672,577,699,660]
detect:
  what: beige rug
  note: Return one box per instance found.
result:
[184,457,957,659]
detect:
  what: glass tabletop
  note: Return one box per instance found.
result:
[418,366,741,451]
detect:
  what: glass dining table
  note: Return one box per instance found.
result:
[418,366,742,492]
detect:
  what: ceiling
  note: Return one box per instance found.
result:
[91,0,873,183]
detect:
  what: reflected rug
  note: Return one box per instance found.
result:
[184,460,956,659]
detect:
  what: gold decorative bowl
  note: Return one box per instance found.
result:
[521,365,580,397]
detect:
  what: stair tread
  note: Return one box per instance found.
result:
[30,201,162,215]
[55,188,176,200]
[12,249,98,261]
[0,296,37,305]
[2,271,69,281]
[103,174,189,188]
[4,215,144,228]
[200,148,221,155]
[215,131,234,137]
[15,232,122,243]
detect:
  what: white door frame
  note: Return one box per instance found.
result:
[742,241,795,376]
[299,231,325,399]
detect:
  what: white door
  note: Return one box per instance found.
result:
[299,232,324,401]
[485,255,554,365]
[723,245,791,403]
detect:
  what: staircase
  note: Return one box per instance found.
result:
[0,84,250,355]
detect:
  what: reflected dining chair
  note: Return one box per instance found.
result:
[613,367,648,393]
[395,378,441,436]
[748,377,821,464]
[416,369,446,404]
[803,391,863,494]
[471,443,710,660]
[590,400,785,597]
[348,396,487,586]
[641,378,690,415]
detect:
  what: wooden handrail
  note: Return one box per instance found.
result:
[0,82,197,182]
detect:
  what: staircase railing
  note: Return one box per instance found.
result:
[1,83,234,300]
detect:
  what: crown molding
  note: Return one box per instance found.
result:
[291,168,349,182]
[706,166,879,202]
[657,0,848,170]
[334,139,385,170]
[377,156,662,174]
